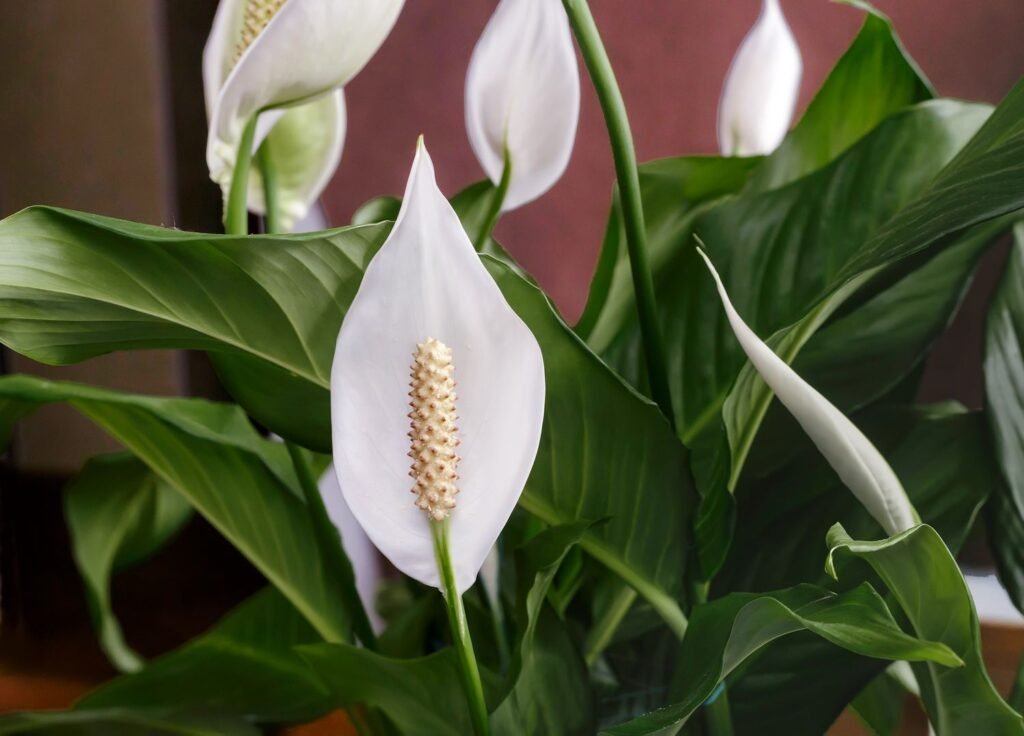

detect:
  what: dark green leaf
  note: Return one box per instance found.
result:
[64,453,192,672]
[0,375,353,643]
[850,668,908,736]
[984,222,1024,613]
[827,524,1024,733]
[77,588,329,724]
[0,710,258,735]
[486,257,692,638]
[601,583,958,735]
[298,644,471,736]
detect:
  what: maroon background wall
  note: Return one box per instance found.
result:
[326,0,1024,322]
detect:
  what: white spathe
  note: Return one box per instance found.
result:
[318,465,384,632]
[204,0,403,228]
[697,248,919,536]
[717,0,802,156]
[465,0,580,210]
[331,139,546,594]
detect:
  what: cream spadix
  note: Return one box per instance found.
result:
[205,0,403,226]
[331,139,545,594]
[465,0,580,210]
[717,0,802,156]
[696,248,919,536]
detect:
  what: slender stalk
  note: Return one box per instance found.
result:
[474,148,512,251]
[433,521,490,736]
[224,116,258,236]
[584,585,637,666]
[257,140,283,234]
[703,684,734,736]
[561,0,675,428]
[286,441,378,650]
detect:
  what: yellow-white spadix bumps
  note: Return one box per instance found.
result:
[697,249,919,536]
[331,139,545,594]
[717,0,802,156]
[465,0,580,210]
[204,0,404,229]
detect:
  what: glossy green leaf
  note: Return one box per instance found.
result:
[64,453,192,672]
[0,710,257,735]
[984,222,1024,613]
[601,583,959,735]
[486,257,692,638]
[718,406,996,733]
[747,3,931,190]
[0,374,353,644]
[850,669,908,736]
[298,644,472,736]
[77,588,330,724]
[492,523,596,735]
[718,404,993,594]
[827,524,1024,734]
[0,208,388,451]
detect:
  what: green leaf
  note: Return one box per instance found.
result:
[0,710,258,735]
[984,221,1024,613]
[64,453,192,672]
[747,4,932,190]
[77,588,330,724]
[577,156,760,346]
[298,644,472,736]
[600,583,959,735]
[0,208,389,451]
[492,523,596,735]
[716,407,997,733]
[827,524,1024,734]
[850,668,908,736]
[486,257,692,638]
[0,374,353,644]
[718,404,994,594]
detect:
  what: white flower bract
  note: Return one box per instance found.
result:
[331,140,546,594]
[717,0,802,156]
[465,0,580,210]
[204,0,403,228]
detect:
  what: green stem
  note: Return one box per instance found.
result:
[433,521,490,736]
[257,139,283,234]
[225,116,258,236]
[286,441,378,650]
[703,685,734,736]
[584,585,637,666]
[562,0,675,428]
[474,148,512,251]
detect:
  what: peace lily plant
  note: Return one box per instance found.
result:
[1,0,1024,734]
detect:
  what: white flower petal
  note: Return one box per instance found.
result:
[331,140,546,594]
[717,0,802,156]
[246,91,346,231]
[206,0,403,193]
[480,545,501,612]
[293,200,331,233]
[465,0,580,210]
[318,464,384,632]
[697,248,918,536]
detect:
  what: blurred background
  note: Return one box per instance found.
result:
[0,0,1022,731]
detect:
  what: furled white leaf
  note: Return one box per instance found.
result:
[465,0,580,210]
[697,248,918,535]
[331,139,546,593]
[717,0,802,156]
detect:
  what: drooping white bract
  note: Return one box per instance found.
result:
[697,248,919,536]
[331,139,546,594]
[717,0,802,156]
[465,0,580,210]
[204,0,403,228]
[318,465,384,632]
